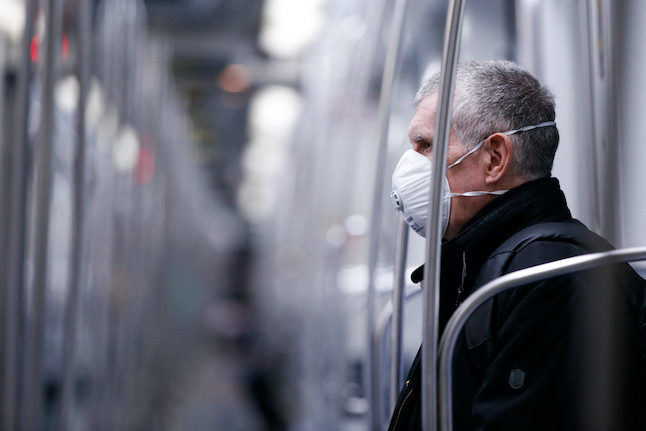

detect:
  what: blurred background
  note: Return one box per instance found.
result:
[0,0,645,429]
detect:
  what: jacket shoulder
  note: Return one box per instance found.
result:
[464,222,608,352]
[477,221,611,284]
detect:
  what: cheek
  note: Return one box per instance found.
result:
[446,169,468,192]
[446,165,483,193]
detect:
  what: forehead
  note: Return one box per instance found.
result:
[408,92,438,139]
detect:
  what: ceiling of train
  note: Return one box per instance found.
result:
[0,0,304,209]
[0,0,516,209]
[143,0,294,203]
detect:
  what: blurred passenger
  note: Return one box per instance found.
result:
[388,60,646,430]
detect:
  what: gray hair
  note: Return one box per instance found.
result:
[416,60,559,179]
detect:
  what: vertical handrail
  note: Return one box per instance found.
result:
[438,247,646,431]
[586,0,619,244]
[390,218,409,409]
[59,0,93,429]
[578,0,602,233]
[22,0,63,429]
[0,22,9,428]
[0,7,10,308]
[94,2,118,429]
[374,301,394,431]
[422,1,465,430]
[0,25,7,289]
[374,289,422,427]
[3,0,38,429]
[367,0,411,428]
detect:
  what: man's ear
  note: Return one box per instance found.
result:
[483,133,513,185]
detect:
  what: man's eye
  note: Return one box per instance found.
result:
[412,137,430,148]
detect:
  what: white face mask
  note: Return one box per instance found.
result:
[390,121,556,238]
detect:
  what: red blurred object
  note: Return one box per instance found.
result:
[135,147,156,185]
[31,33,70,63]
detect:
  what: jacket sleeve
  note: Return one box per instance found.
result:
[467,241,644,431]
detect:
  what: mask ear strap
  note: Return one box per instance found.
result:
[450,190,508,198]
[503,121,557,136]
[447,121,557,169]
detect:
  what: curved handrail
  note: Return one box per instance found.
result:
[438,247,646,431]
[422,1,466,430]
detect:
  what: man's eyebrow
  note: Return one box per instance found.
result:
[412,134,432,146]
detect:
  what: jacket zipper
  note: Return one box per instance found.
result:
[455,251,467,306]
[390,379,413,430]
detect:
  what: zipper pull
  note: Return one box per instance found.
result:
[455,252,467,306]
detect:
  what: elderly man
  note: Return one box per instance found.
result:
[388,60,646,430]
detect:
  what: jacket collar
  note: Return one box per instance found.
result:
[411,177,572,284]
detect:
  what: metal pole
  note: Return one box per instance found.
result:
[366,0,410,428]
[374,287,423,426]
[390,218,409,410]
[438,247,646,431]
[578,0,602,232]
[22,0,63,429]
[600,0,620,246]
[91,2,118,429]
[422,1,465,430]
[115,5,146,429]
[59,0,93,429]
[4,0,38,429]
[0,23,9,419]
[374,301,393,430]
[102,3,131,428]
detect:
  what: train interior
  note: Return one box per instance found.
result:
[0,0,646,429]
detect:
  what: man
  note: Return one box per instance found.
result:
[388,60,646,430]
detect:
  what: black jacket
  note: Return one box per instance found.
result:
[388,177,646,431]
